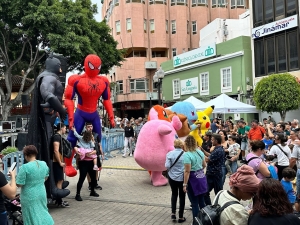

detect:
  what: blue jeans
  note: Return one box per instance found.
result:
[204,174,223,205]
[0,211,8,225]
[187,182,205,219]
[222,162,238,185]
[297,169,300,195]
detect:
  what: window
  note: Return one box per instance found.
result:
[134,51,146,57]
[254,40,265,76]
[115,0,119,5]
[171,0,175,5]
[172,79,180,99]
[152,51,167,57]
[115,20,120,34]
[266,38,275,74]
[172,48,177,57]
[264,0,274,23]
[276,35,286,71]
[150,19,155,33]
[200,72,209,95]
[221,67,232,93]
[126,18,131,32]
[288,31,299,70]
[150,0,167,4]
[192,0,207,7]
[166,20,168,33]
[218,0,226,7]
[287,0,297,17]
[177,0,185,5]
[253,0,263,27]
[144,19,147,32]
[130,79,148,93]
[237,0,244,6]
[171,20,176,34]
[192,21,197,34]
[212,0,216,7]
[275,0,284,20]
[117,81,123,94]
[187,21,189,34]
[254,29,300,77]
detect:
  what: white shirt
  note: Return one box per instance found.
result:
[269,144,291,166]
[291,145,300,169]
[213,190,249,225]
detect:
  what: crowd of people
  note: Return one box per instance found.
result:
[165,115,300,224]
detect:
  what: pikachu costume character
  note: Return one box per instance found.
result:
[190,105,214,146]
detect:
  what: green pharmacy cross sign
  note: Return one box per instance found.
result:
[173,43,216,67]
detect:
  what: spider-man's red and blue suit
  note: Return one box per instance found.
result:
[64,54,115,177]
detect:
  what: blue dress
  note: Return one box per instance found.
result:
[16,160,54,225]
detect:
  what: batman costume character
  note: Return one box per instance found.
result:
[27,53,70,201]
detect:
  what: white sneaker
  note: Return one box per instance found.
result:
[122,154,126,158]
[129,153,133,157]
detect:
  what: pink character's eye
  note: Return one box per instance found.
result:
[98,65,101,70]
[88,62,95,70]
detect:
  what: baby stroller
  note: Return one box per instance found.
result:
[4,194,23,225]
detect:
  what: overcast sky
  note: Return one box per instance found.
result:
[91,0,102,22]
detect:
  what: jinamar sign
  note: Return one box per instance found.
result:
[181,77,199,95]
[252,15,298,39]
[173,43,216,67]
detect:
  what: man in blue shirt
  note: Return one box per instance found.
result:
[204,133,225,205]
[210,118,218,133]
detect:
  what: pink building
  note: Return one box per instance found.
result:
[102,0,248,118]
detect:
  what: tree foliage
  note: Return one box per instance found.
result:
[0,0,125,119]
[253,73,300,121]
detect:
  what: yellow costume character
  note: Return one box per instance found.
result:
[190,105,214,146]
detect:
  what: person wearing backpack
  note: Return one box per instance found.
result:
[268,134,291,180]
[213,165,259,225]
[245,141,271,180]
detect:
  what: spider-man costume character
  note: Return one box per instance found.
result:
[64,54,115,177]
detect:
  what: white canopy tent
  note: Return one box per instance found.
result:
[183,96,204,106]
[195,93,258,113]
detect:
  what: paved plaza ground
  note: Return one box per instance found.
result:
[48,151,231,225]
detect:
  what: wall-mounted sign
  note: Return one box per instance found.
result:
[180,77,199,95]
[173,43,216,67]
[252,15,298,39]
[145,61,157,69]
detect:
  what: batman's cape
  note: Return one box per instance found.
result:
[27,74,50,162]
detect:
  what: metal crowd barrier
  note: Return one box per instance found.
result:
[101,129,124,159]
[2,151,24,180]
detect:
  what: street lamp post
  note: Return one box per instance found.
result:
[153,67,165,105]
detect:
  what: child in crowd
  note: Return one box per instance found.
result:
[281,167,296,206]
[262,133,273,156]
[225,136,241,176]
[72,127,98,170]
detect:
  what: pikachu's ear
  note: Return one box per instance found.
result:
[203,105,214,116]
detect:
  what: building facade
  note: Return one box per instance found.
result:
[250,0,300,121]
[161,36,257,121]
[102,0,248,118]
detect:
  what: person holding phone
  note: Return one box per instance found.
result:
[0,167,17,225]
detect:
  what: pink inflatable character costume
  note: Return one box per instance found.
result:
[134,116,182,186]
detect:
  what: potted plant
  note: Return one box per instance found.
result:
[1,146,18,167]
